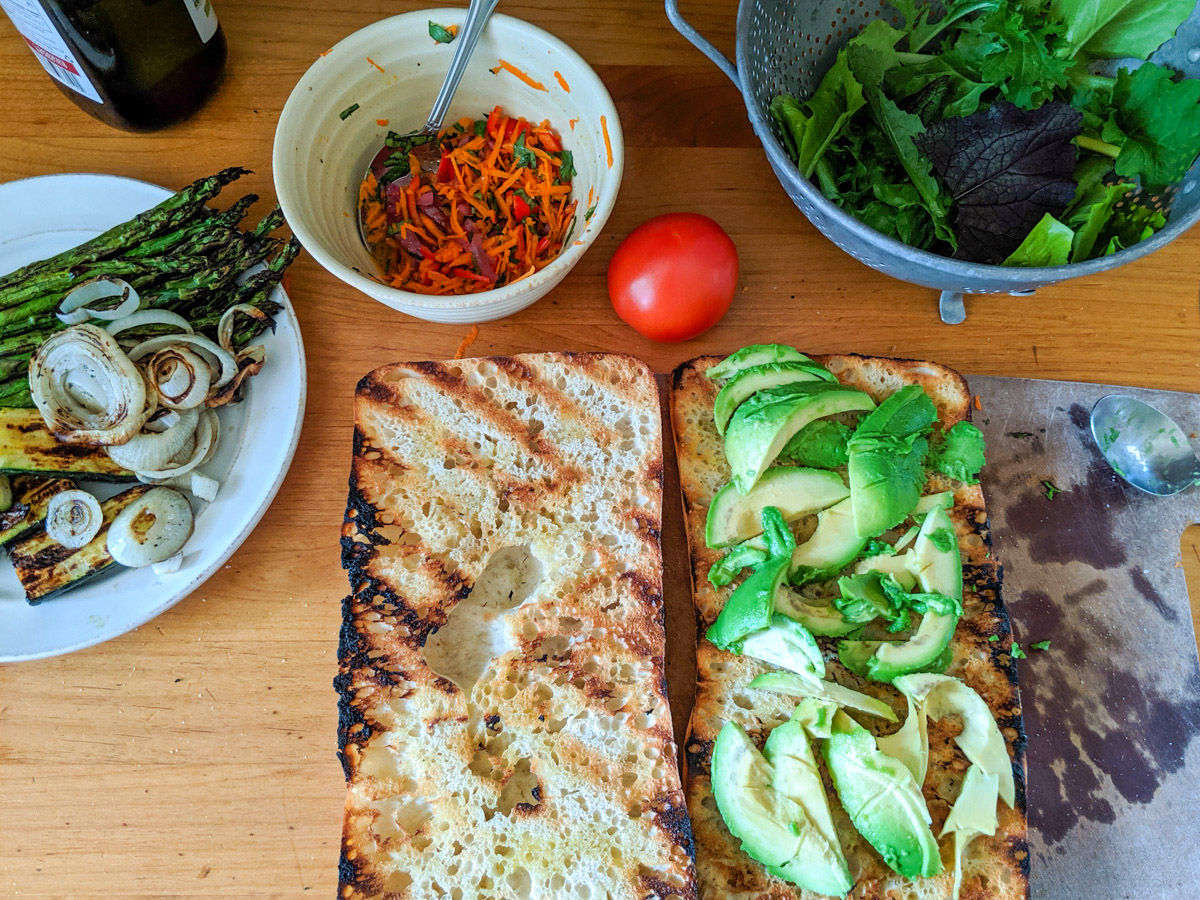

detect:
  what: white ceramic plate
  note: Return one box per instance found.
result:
[0,173,307,661]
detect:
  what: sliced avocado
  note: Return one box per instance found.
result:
[781,419,853,469]
[842,506,962,683]
[736,615,825,679]
[790,697,840,739]
[823,710,942,878]
[710,722,807,867]
[833,572,893,625]
[705,467,849,549]
[750,671,898,723]
[714,362,836,435]
[790,497,867,583]
[904,505,961,597]
[726,384,876,493]
[877,679,938,786]
[839,638,953,680]
[764,719,853,895]
[941,765,1000,900]
[895,673,1016,807]
[706,555,789,651]
[707,344,813,381]
[914,491,954,518]
[847,385,938,539]
[775,585,859,636]
[854,551,917,591]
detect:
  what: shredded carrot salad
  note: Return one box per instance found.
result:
[358,106,579,295]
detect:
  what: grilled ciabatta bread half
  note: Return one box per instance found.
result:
[671,353,1029,900]
[337,352,698,900]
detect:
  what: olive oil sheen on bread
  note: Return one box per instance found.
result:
[0,0,226,131]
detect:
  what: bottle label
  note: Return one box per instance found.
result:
[0,0,103,103]
[181,0,219,44]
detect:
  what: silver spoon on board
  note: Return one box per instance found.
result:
[1090,395,1200,496]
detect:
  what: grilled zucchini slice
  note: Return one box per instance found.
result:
[10,484,152,604]
[0,408,134,481]
[0,476,75,547]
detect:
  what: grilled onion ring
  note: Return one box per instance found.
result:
[106,487,194,568]
[29,324,149,445]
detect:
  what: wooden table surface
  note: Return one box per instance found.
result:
[2,1,1198,897]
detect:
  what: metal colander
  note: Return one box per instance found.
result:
[666,0,1200,322]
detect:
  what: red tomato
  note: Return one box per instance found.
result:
[607,213,738,342]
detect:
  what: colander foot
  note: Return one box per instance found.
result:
[939,291,966,325]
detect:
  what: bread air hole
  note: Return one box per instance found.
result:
[423,544,544,694]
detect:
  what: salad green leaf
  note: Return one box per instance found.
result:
[915,100,1081,263]
[1064,179,1133,261]
[1050,0,1192,59]
[1002,213,1074,266]
[1100,64,1200,193]
[780,419,853,468]
[770,51,865,177]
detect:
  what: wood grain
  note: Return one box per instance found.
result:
[0,1,1197,897]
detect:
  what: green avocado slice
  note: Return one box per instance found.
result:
[707,344,813,381]
[711,722,807,868]
[714,362,836,435]
[774,585,860,637]
[841,506,962,683]
[735,614,825,679]
[823,710,942,879]
[763,719,854,895]
[705,467,849,549]
[750,671,898,723]
[846,385,938,539]
[893,673,1016,808]
[941,765,1001,900]
[789,496,868,584]
[726,384,877,493]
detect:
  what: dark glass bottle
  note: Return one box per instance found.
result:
[0,0,226,132]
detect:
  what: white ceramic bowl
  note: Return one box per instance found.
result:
[273,9,624,324]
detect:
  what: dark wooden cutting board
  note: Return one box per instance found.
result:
[657,373,1200,900]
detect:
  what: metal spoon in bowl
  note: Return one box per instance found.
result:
[1090,395,1200,496]
[422,0,501,136]
[391,0,501,174]
[359,0,499,247]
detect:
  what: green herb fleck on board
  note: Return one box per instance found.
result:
[339,103,360,121]
[1031,639,1051,651]
[988,635,1000,642]
[1009,431,1034,439]
[1011,642,1027,659]
[1042,479,1064,500]
[429,21,456,43]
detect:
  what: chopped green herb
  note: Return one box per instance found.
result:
[514,133,538,169]
[1042,479,1064,500]
[428,20,456,43]
[585,203,598,221]
[1008,431,1034,439]
[1031,639,1052,651]
[1011,642,1027,659]
[988,634,1000,642]
[862,539,897,558]
[339,103,360,121]
[557,149,576,183]
[473,119,486,137]
[928,527,956,553]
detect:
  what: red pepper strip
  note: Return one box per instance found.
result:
[452,267,491,284]
[540,131,562,152]
[436,154,454,183]
[418,245,437,262]
[536,236,550,254]
[511,194,531,221]
[486,105,503,137]
[506,119,529,144]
